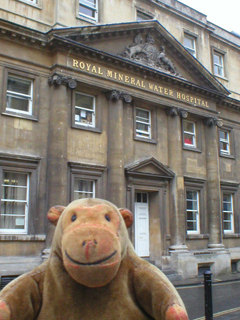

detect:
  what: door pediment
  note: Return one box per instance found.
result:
[125,157,174,180]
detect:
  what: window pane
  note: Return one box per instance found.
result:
[220,130,228,140]
[183,121,194,133]
[136,123,149,132]
[80,5,95,17]
[224,221,231,231]
[223,194,231,202]
[142,193,148,203]
[74,179,94,200]
[184,36,194,49]
[136,109,150,121]
[213,54,221,64]
[187,221,197,231]
[184,134,194,145]
[75,93,94,110]
[7,96,29,112]
[7,77,31,95]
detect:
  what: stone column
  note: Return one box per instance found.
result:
[204,118,224,250]
[106,90,132,208]
[166,107,188,252]
[42,74,77,259]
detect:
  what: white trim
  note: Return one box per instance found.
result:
[186,190,200,234]
[6,75,33,115]
[75,92,96,128]
[219,130,230,155]
[183,120,196,148]
[184,34,196,57]
[136,108,151,139]
[135,192,149,257]
[223,193,234,233]
[73,178,95,199]
[213,51,224,77]
[0,172,29,234]
[79,0,98,21]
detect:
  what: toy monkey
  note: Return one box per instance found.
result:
[0,198,188,320]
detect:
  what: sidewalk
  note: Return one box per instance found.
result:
[171,272,240,287]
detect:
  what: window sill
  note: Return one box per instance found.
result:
[219,153,235,160]
[76,15,98,25]
[134,137,157,144]
[214,75,229,82]
[186,234,209,240]
[223,233,240,238]
[2,111,38,122]
[72,124,101,133]
[16,0,42,9]
[0,234,46,241]
[183,146,202,153]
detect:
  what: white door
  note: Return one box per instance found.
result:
[135,193,149,257]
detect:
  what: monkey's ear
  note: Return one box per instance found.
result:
[47,205,66,226]
[119,208,133,228]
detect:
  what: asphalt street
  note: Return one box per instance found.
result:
[176,280,240,320]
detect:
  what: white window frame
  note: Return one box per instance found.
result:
[213,52,224,77]
[183,120,196,148]
[223,193,234,233]
[186,190,200,234]
[136,108,151,139]
[184,34,196,57]
[73,179,95,200]
[6,75,33,115]
[219,129,230,155]
[79,0,98,21]
[0,171,29,234]
[75,92,96,128]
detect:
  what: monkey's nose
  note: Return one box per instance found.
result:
[82,239,98,247]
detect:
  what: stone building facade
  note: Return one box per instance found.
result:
[0,0,240,281]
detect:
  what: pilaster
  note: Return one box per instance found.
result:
[43,73,77,254]
[166,107,188,253]
[106,90,132,208]
[204,117,225,251]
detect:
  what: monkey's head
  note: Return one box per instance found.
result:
[48,198,133,288]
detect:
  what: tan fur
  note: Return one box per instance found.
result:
[0,198,188,320]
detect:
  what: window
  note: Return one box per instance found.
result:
[184,34,196,57]
[74,92,95,128]
[79,0,98,21]
[6,75,33,115]
[0,171,29,234]
[222,193,234,233]
[219,129,230,155]
[183,120,196,147]
[69,162,106,202]
[0,153,40,236]
[136,108,151,139]
[137,11,152,21]
[74,179,95,200]
[213,52,224,77]
[186,190,200,234]
[135,192,148,203]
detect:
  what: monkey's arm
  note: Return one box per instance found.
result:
[133,263,188,320]
[0,264,46,320]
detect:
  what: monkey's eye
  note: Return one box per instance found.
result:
[105,214,111,222]
[71,214,77,222]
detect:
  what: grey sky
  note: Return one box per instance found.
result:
[179,0,240,34]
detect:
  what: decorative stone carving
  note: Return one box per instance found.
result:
[48,73,77,89]
[119,32,180,77]
[204,117,223,127]
[106,90,132,104]
[165,107,188,118]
